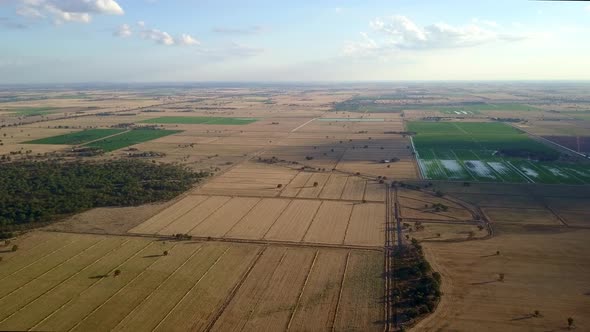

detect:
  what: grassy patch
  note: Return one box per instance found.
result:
[141,116,258,125]
[86,129,181,152]
[25,129,125,145]
[4,107,61,116]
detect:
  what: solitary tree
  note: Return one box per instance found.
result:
[568,317,574,329]
[313,182,319,187]
[533,310,540,317]
[114,269,121,277]
[498,273,505,282]
[11,245,18,252]
[163,250,169,256]
[496,250,500,256]
[277,184,283,188]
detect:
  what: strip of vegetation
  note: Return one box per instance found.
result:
[0,160,207,237]
[392,239,441,330]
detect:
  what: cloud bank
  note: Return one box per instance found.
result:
[16,0,123,24]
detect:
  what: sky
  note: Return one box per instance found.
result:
[0,0,589,83]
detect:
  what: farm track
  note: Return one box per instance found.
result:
[42,229,383,252]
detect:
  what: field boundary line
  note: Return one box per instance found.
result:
[150,247,231,332]
[203,246,267,332]
[0,237,102,302]
[68,243,178,332]
[111,245,205,331]
[0,237,80,282]
[291,118,318,132]
[29,240,152,330]
[300,201,325,242]
[505,161,535,183]
[524,160,559,184]
[316,173,334,199]
[239,249,289,331]
[340,203,356,245]
[470,150,506,182]
[185,196,234,235]
[330,250,351,332]
[147,195,213,234]
[0,238,124,324]
[338,175,351,200]
[277,171,303,197]
[361,178,368,202]
[261,200,296,240]
[77,129,130,147]
[285,250,319,331]
[221,198,264,237]
[450,150,476,181]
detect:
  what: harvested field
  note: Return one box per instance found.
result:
[341,176,367,201]
[415,229,590,332]
[333,251,383,332]
[344,203,385,246]
[188,197,260,237]
[131,194,385,246]
[483,207,562,226]
[318,173,348,200]
[225,198,291,239]
[364,181,386,202]
[297,173,331,199]
[0,232,384,331]
[303,201,354,244]
[264,200,322,242]
[280,172,312,198]
[129,195,209,234]
[158,196,232,235]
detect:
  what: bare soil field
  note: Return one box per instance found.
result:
[0,232,384,332]
[414,228,590,332]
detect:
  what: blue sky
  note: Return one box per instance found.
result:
[0,0,589,83]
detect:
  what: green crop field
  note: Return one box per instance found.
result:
[25,129,126,145]
[86,129,181,152]
[409,121,590,184]
[141,116,258,125]
[438,103,538,114]
[4,107,62,116]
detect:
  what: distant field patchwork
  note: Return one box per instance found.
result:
[141,116,258,125]
[409,121,590,184]
[25,129,125,145]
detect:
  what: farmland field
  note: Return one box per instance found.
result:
[0,232,384,332]
[86,129,181,152]
[409,121,590,184]
[141,116,258,125]
[25,129,125,145]
[2,106,61,116]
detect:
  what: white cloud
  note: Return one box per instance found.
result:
[114,23,131,37]
[345,15,526,56]
[115,21,200,47]
[178,33,199,46]
[15,0,123,24]
[141,28,174,45]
